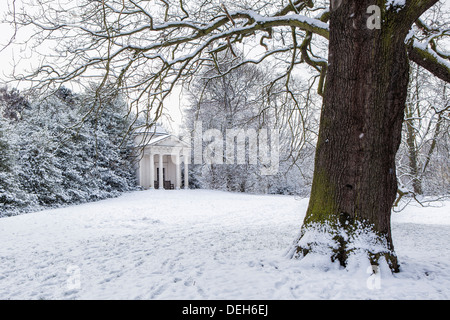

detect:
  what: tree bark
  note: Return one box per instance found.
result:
[291,1,430,272]
[405,102,423,195]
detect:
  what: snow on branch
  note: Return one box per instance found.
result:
[4,0,449,129]
[407,17,450,83]
[4,0,330,126]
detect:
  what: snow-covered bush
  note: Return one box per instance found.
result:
[0,87,137,217]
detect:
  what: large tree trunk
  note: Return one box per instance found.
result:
[291,1,427,272]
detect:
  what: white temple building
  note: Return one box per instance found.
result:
[134,125,190,189]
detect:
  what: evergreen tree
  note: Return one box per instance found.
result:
[1,85,137,215]
[0,117,17,212]
[0,117,32,215]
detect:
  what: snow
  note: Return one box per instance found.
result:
[386,0,406,11]
[413,39,450,70]
[0,189,449,300]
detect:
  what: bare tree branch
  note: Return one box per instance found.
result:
[408,41,450,83]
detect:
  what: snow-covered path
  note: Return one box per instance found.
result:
[0,190,449,299]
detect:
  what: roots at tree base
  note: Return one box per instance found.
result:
[287,219,400,273]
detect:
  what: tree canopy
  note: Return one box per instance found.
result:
[3,0,448,125]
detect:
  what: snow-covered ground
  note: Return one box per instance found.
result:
[0,189,449,300]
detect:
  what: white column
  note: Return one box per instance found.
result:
[139,156,145,187]
[175,153,181,190]
[158,153,164,189]
[149,153,154,189]
[184,152,189,189]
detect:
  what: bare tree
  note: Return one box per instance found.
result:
[395,61,449,209]
[3,0,450,271]
[183,50,317,193]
